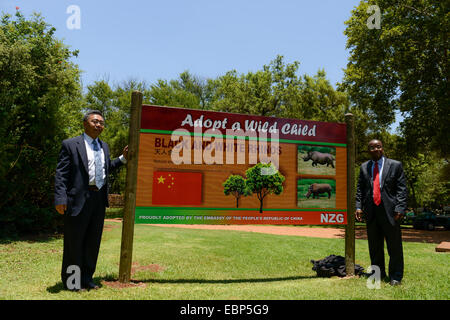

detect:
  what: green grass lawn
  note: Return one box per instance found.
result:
[0,221,449,300]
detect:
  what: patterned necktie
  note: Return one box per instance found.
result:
[92,140,104,189]
[373,161,381,206]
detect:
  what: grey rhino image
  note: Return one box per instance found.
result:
[305,183,332,199]
[303,151,335,168]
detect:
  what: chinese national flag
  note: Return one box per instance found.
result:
[152,171,202,205]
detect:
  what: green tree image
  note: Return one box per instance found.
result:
[245,163,285,213]
[223,175,250,208]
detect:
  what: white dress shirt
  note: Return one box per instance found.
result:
[83,133,106,186]
[83,133,127,186]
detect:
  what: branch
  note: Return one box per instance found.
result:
[261,189,270,200]
[257,191,262,201]
[5,144,25,176]
[3,143,40,178]
[401,4,432,17]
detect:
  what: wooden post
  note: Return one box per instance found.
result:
[119,91,142,283]
[345,113,356,276]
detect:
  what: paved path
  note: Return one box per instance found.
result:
[106,219,450,244]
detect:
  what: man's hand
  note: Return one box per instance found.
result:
[55,204,67,215]
[123,145,129,160]
[355,209,364,222]
[394,212,404,222]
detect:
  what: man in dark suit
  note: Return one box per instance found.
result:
[356,139,407,286]
[55,110,128,291]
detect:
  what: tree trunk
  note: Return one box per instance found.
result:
[259,194,263,213]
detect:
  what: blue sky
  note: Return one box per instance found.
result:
[4,1,404,131]
[1,0,362,88]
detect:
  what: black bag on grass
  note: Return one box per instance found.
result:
[311,254,365,277]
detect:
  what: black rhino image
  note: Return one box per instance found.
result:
[303,151,335,168]
[305,183,332,199]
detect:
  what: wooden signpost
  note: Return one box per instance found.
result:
[119,91,142,283]
[345,113,356,276]
[119,91,356,282]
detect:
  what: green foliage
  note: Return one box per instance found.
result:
[403,153,449,208]
[83,79,152,193]
[210,56,300,117]
[293,70,349,122]
[147,56,351,125]
[341,0,450,157]
[245,163,285,213]
[149,71,215,110]
[223,175,250,208]
[0,11,81,236]
[210,56,350,122]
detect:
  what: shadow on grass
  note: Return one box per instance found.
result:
[46,282,66,294]
[133,275,317,285]
[46,276,107,294]
[0,233,63,245]
[46,274,317,293]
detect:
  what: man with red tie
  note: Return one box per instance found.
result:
[356,139,407,286]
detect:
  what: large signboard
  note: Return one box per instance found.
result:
[135,105,347,225]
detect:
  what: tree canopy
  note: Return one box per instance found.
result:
[245,163,285,213]
[223,175,250,208]
[341,0,449,157]
[0,12,82,235]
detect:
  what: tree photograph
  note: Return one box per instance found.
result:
[223,174,250,208]
[245,163,285,213]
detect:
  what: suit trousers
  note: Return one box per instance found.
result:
[366,201,404,281]
[61,187,106,288]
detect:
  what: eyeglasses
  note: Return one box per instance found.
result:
[90,119,105,127]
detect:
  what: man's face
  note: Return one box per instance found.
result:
[83,113,105,139]
[368,140,383,161]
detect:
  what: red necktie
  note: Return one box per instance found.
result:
[373,161,381,206]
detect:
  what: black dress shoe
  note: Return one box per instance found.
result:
[390,279,401,286]
[85,281,100,290]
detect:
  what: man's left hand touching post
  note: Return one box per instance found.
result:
[394,212,404,222]
[123,145,128,160]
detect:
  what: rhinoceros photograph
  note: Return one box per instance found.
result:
[297,145,336,176]
[297,179,336,208]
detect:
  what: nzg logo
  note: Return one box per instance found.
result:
[66,5,81,30]
[66,265,81,290]
[320,213,344,223]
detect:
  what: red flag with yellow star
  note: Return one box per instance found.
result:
[152,171,202,205]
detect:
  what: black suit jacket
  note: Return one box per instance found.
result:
[356,157,407,226]
[54,134,123,216]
